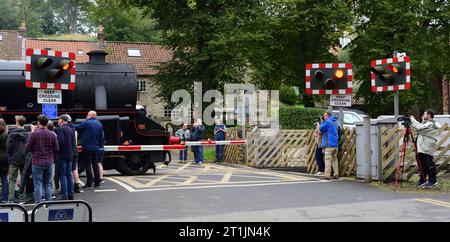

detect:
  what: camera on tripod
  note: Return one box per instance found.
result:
[397,115,412,126]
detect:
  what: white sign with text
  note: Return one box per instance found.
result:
[330,94,352,107]
[37,89,62,104]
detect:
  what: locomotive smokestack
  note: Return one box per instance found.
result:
[87,50,108,65]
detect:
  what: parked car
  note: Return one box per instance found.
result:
[332,109,369,129]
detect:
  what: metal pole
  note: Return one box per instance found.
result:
[339,106,344,129]
[363,116,372,183]
[393,51,399,118]
[394,91,399,118]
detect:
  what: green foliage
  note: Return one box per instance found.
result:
[279,106,325,129]
[279,85,299,105]
[0,0,19,30]
[88,0,162,42]
[348,0,450,116]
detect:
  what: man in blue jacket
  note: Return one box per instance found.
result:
[75,111,104,188]
[318,111,339,179]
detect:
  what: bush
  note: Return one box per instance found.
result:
[280,106,325,129]
[279,85,299,106]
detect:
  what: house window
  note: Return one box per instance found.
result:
[127,49,141,57]
[164,107,173,118]
[78,50,84,56]
[0,34,3,42]
[137,81,147,92]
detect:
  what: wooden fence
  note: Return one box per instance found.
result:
[222,129,245,164]
[223,128,357,176]
[381,123,450,181]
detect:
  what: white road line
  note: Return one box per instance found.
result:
[105,177,135,192]
[94,189,117,192]
[107,178,329,193]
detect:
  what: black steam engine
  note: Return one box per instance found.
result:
[0,50,172,175]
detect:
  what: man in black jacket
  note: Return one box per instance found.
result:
[191,119,205,164]
[57,114,75,200]
[6,115,29,202]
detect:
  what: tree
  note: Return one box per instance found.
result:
[348,0,450,116]
[88,0,161,42]
[128,0,271,105]
[46,0,92,34]
[0,0,19,30]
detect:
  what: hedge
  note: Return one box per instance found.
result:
[279,106,325,129]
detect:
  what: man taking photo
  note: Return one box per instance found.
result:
[410,109,441,188]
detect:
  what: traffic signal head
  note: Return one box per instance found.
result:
[371,56,410,92]
[306,63,352,95]
[25,48,76,90]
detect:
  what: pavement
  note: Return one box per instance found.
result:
[66,162,450,222]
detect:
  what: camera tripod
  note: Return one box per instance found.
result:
[394,124,426,191]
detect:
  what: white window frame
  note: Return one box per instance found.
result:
[127,49,141,57]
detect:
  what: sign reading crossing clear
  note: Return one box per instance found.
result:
[330,94,352,107]
[37,89,62,104]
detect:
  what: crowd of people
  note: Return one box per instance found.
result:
[0,110,104,204]
[175,118,227,164]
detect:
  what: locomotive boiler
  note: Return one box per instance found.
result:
[0,50,172,175]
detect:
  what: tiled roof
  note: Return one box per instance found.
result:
[106,42,172,76]
[26,39,172,76]
[26,39,99,63]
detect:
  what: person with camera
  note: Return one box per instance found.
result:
[410,109,440,188]
[314,117,325,176]
[175,123,191,163]
[317,111,339,180]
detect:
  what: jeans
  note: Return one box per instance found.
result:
[59,160,74,199]
[418,153,437,184]
[32,164,54,204]
[179,147,188,161]
[193,146,204,163]
[83,151,100,186]
[215,145,224,161]
[1,175,8,202]
[315,146,325,172]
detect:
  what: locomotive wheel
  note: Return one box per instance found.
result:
[116,152,152,175]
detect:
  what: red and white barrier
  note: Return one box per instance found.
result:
[77,140,247,152]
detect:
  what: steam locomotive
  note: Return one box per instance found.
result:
[0,50,174,175]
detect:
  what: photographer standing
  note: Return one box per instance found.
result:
[318,111,339,179]
[410,109,441,188]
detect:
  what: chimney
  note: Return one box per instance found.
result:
[87,50,108,64]
[97,25,105,49]
[18,20,27,38]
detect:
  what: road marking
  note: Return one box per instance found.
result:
[221,172,233,183]
[414,198,450,208]
[175,163,191,173]
[106,177,135,192]
[201,164,212,173]
[108,179,329,192]
[180,176,197,185]
[94,189,117,192]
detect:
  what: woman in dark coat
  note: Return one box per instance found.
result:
[0,118,9,202]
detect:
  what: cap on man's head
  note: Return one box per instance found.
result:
[58,114,72,122]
